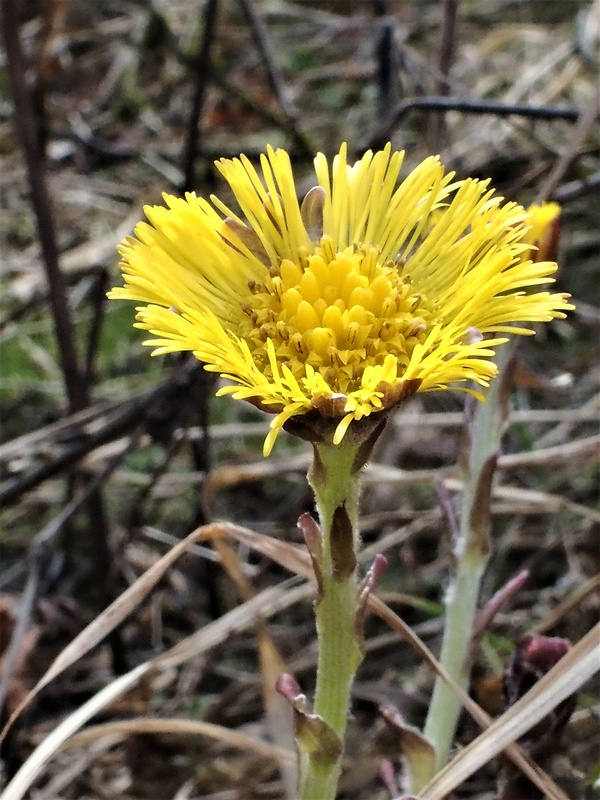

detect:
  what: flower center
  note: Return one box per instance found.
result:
[239,236,429,394]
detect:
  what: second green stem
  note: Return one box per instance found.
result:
[422,342,515,777]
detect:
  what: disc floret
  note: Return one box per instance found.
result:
[240,236,429,396]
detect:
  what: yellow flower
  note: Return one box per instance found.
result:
[521,202,561,263]
[109,144,572,455]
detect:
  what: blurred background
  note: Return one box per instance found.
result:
[1,1,599,798]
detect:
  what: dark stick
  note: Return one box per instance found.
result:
[238,0,310,157]
[373,0,398,124]
[239,0,295,121]
[0,433,140,717]
[81,484,128,675]
[0,550,42,723]
[364,96,582,152]
[213,73,315,154]
[181,0,220,193]
[436,0,458,93]
[428,0,458,150]
[552,167,600,202]
[83,269,109,386]
[67,113,138,163]
[188,368,214,529]
[536,89,600,203]
[0,397,143,463]
[3,8,116,619]
[434,475,459,543]
[472,570,530,647]
[123,430,189,533]
[0,389,159,508]
[1,0,86,413]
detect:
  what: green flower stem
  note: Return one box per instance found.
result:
[422,538,489,776]
[299,441,363,800]
[422,342,516,778]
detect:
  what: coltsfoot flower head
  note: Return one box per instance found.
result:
[520,201,561,264]
[109,144,573,455]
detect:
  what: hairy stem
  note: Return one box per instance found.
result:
[299,441,363,800]
[422,343,515,778]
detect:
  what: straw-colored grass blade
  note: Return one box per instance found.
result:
[0,664,149,800]
[68,717,295,763]
[417,622,600,799]
[0,525,221,747]
[0,574,309,799]
[212,536,297,798]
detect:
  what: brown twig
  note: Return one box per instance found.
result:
[181,0,220,193]
[214,74,316,155]
[67,113,138,163]
[0,554,42,726]
[373,0,399,124]
[0,433,140,718]
[0,389,159,508]
[31,0,69,159]
[2,2,116,616]
[427,0,458,150]
[435,0,458,96]
[238,0,310,157]
[434,474,459,541]
[552,167,600,202]
[536,87,600,203]
[472,569,530,646]
[1,0,86,413]
[123,425,191,533]
[83,269,109,387]
[364,97,581,152]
